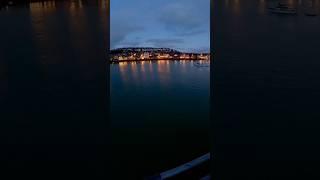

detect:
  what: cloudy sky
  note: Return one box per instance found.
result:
[110,0,210,53]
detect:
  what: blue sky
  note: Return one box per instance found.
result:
[110,0,210,53]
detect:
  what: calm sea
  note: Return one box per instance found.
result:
[111,60,209,179]
[213,0,320,179]
[0,1,108,178]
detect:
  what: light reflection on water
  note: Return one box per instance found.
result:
[112,60,209,92]
[110,59,209,178]
[0,1,109,178]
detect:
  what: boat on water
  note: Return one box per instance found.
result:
[194,61,210,68]
[268,3,297,15]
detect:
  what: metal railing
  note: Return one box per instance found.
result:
[146,153,210,180]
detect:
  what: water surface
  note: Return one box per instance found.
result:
[111,60,209,179]
[0,1,108,178]
[213,0,320,178]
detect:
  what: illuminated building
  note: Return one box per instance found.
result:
[109,47,210,62]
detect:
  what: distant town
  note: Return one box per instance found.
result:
[109,47,210,63]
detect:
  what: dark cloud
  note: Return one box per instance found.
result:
[158,1,209,36]
[117,40,142,48]
[111,0,209,50]
[177,29,207,36]
[195,47,210,53]
[146,38,184,48]
[110,21,144,48]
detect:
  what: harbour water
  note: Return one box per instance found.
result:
[111,60,209,179]
[0,1,109,178]
[213,0,320,179]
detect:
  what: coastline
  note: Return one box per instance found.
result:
[109,47,210,63]
[110,58,209,63]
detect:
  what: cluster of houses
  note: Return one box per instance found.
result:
[109,47,210,62]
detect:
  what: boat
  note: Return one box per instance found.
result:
[268,3,297,15]
[194,60,210,68]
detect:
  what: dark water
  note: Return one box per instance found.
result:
[111,60,209,179]
[213,0,320,179]
[0,1,108,178]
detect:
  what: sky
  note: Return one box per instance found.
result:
[110,0,210,53]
